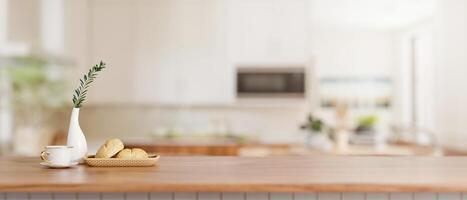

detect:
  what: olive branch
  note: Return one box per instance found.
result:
[72,61,106,108]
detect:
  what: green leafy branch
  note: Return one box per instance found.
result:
[72,61,106,108]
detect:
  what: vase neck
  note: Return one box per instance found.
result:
[71,107,80,119]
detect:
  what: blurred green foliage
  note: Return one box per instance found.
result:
[6,55,69,126]
[9,56,48,89]
[357,115,377,129]
[300,114,326,133]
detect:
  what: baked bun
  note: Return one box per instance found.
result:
[95,138,124,158]
[116,148,149,159]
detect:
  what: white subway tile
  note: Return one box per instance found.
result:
[222,193,245,200]
[414,192,437,200]
[6,191,467,200]
[439,193,462,200]
[29,193,53,200]
[102,192,125,200]
[389,193,413,200]
[127,192,150,200]
[174,192,197,200]
[366,193,388,200]
[77,192,100,200]
[150,192,173,200]
[5,193,28,200]
[294,193,317,200]
[342,193,364,200]
[53,193,77,200]
[270,193,293,200]
[317,193,341,200]
[198,193,220,200]
[246,193,268,200]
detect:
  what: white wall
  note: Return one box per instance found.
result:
[433,0,467,149]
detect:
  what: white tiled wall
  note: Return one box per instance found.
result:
[0,192,466,200]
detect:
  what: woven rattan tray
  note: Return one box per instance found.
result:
[85,154,160,167]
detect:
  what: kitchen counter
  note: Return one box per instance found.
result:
[2,156,467,193]
[123,139,465,156]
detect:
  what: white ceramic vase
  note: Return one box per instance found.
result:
[66,108,87,163]
[305,132,332,152]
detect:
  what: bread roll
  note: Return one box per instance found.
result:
[116,148,149,159]
[95,138,124,158]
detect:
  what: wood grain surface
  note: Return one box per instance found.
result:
[2,156,467,192]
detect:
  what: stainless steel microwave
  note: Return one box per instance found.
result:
[236,67,306,98]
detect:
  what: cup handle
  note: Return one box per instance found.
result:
[40,150,49,162]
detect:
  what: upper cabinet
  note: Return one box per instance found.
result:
[80,0,309,105]
[132,0,231,105]
[87,0,138,104]
[227,0,309,64]
[86,0,231,105]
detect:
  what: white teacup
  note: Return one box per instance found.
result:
[40,146,74,166]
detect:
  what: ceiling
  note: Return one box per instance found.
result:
[309,0,436,30]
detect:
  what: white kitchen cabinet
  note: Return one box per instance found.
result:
[87,0,137,104]
[227,0,309,64]
[83,0,308,105]
[87,0,231,105]
[133,0,232,105]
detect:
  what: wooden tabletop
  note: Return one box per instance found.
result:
[2,156,467,192]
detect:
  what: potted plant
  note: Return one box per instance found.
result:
[300,114,332,151]
[355,115,377,134]
[352,115,386,148]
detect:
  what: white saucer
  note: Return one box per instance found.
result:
[40,162,79,168]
